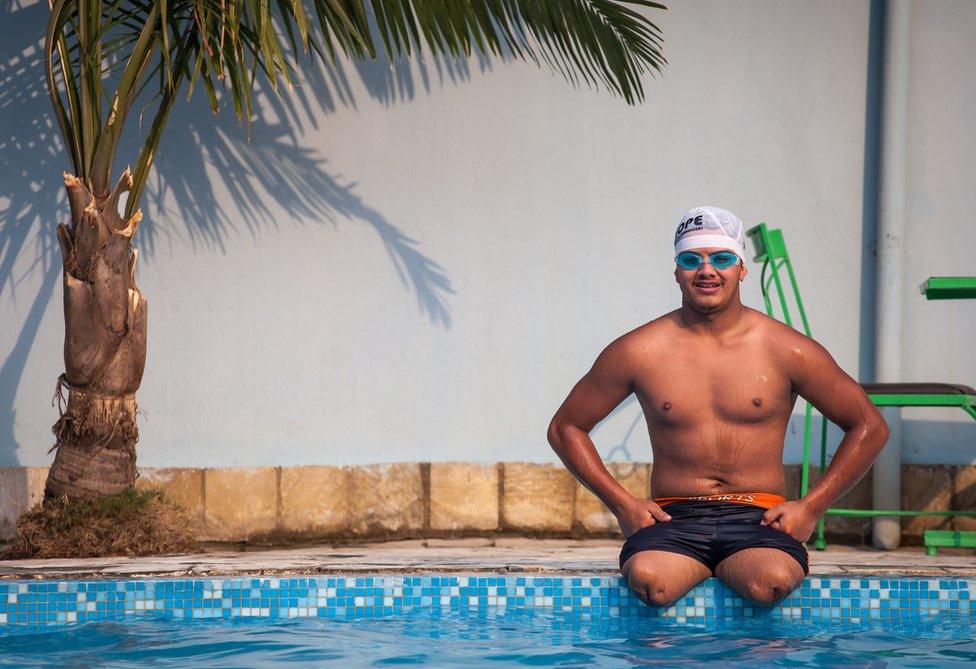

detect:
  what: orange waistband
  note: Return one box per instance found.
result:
[653,492,785,510]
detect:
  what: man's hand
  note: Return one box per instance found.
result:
[760,500,821,542]
[616,497,672,538]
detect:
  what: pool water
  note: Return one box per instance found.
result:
[1,608,974,667]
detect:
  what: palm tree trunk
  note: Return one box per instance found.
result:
[45,171,148,499]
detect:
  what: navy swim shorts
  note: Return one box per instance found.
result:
[618,500,809,574]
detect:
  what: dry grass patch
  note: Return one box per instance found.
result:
[2,488,201,559]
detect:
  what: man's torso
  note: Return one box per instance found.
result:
[625,308,798,498]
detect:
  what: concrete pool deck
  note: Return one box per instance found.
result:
[0,539,973,580]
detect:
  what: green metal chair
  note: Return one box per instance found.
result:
[746,222,976,551]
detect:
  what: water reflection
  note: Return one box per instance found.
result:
[0,608,973,667]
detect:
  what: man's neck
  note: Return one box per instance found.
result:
[678,300,748,336]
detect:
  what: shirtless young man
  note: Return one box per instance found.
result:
[547,207,889,607]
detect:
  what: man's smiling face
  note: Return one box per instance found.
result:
[674,247,748,313]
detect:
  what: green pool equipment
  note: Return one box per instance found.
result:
[746,222,976,552]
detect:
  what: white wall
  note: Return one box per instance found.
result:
[899,0,976,462]
[2,0,973,468]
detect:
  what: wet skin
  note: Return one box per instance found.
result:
[547,247,889,604]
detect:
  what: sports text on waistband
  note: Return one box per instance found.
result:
[652,492,786,510]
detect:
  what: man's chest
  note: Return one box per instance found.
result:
[633,343,794,427]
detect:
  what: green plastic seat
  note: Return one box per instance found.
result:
[746,222,976,551]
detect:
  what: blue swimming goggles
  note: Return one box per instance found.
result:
[675,250,741,271]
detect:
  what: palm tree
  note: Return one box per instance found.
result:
[43,0,667,499]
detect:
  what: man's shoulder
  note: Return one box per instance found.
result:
[601,313,678,362]
[616,312,678,345]
[745,308,826,356]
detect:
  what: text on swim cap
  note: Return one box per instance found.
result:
[674,214,704,243]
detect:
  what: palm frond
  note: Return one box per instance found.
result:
[45,0,667,215]
[46,0,83,177]
[364,1,667,103]
[88,1,161,195]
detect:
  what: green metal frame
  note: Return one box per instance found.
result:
[920,277,976,301]
[746,223,976,551]
[924,530,976,555]
[871,393,976,420]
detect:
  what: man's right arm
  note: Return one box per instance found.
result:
[547,336,671,537]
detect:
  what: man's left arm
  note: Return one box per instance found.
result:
[761,331,890,541]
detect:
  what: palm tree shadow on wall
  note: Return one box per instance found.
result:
[136,94,457,328]
[0,0,505,460]
[0,1,67,465]
[125,24,479,325]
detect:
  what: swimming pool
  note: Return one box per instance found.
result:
[1,575,973,666]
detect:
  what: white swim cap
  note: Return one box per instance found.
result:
[673,206,747,259]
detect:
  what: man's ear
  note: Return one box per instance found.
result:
[739,263,749,281]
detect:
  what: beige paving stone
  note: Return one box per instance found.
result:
[0,541,972,579]
[902,465,952,538]
[202,467,278,541]
[501,463,575,532]
[493,537,621,548]
[952,465,976,532]
[429,463,499,531]
[357,539,428,549]
[424,538,495,548]
[788,464,959,544]
[0,467,48,540]
[348,464,424,536]
[136,468,204,529]
[492,538,593,548]
[279,466,349,535]
[574,463,650,535]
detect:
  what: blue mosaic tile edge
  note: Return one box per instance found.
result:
[0,575,972,626]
